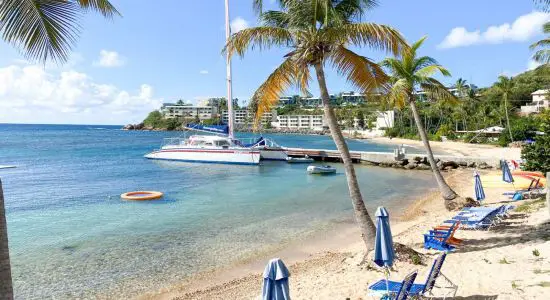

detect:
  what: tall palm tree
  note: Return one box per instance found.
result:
[454,78,469,98]
[0,1,119,298]
[494,76,515,143]
[381,37,460,207]
[227,0,406,250]
[530,22,550,64]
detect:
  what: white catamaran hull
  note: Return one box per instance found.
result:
[145,148,261,165]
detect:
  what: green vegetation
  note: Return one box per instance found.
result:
[533,249,541,257]
[515,197,547,213]
[522,109,550,173]
[499,257,511,264]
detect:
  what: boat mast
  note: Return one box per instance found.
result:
[224,0,234,139]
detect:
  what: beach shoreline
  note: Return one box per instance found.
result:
[138,170,450,300]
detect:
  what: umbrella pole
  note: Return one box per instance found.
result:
[385,267,390,299]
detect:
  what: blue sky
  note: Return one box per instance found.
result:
[0,0,548,124]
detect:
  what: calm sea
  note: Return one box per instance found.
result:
[0,124,435,299]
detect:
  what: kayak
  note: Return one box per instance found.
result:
[512,170,544,177]
[287,156,315,163]
[307,165,336,175]
[479,175,546,189]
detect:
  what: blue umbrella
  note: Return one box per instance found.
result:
[474,171,485,202]
[374,207,395,298]
[262,258,290,300]
[501,160,514,183]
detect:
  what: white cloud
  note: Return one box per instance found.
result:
[95,50,126,67]
[231,17,249,33]
[199,70,209,75]
[0,64,162,124]
[439,11,550,49]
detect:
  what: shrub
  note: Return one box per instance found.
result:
[143,111,165,128]
[522,110,550,173]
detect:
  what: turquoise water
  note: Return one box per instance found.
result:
[0,124,435,299]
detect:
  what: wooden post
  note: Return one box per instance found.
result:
[0,179,13,299]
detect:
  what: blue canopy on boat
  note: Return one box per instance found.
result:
[186,124,229,135]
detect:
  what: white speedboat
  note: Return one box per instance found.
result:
[307,165,336,174]
[145,133,260,165]
[286,156,315,163]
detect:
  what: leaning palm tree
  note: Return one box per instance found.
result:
[381,37,460,208]
[494,76,515,143]
[530,22,550,64]
[226,0,406,251]
[0,1,119,298]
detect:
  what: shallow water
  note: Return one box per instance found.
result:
[0,124,435,299]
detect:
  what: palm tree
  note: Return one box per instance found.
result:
[454,78,469,98]
[381,37,460,207]
[530,22,550,64]
[227,0,406,250]
[0,1,119,298]
[494,76,515,143]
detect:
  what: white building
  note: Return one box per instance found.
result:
[341,91,365,105]
[221,109,277,125]
[521,89,550,114]
[274,115,325,130]
[161,104,218,120]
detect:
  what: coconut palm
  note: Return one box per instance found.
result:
[530,22,550,64]
[226,0,406,250]
[0,1,119,298]
[381,37,460,207]
[494,76,516,143]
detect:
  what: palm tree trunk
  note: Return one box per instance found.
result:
[314,63,376,251]
[504,94,514,143]
[0,179,13,299]
[409,98,459,205]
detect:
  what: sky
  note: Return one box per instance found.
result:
[0,0,549,125]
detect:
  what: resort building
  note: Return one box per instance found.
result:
[341,91,366,105]
[221,109,277,125]
[161,103,218,120]
[520,89,550,115]
[278,96,297,107]
[273,115,325,130]
[196,97,239,109]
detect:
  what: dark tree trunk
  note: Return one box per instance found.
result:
[0,179,13,299]
[409,99,459,207]
[314,63,376,251]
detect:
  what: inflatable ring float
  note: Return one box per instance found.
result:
[121,191,163,201]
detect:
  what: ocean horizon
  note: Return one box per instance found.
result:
[0,124,436,299]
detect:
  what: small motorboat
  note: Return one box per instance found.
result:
[307,165,336,175]
[286,156,314,163]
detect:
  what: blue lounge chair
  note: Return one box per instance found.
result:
[424,224,456,251]
[369,270,418,300]
[369,253,458,299]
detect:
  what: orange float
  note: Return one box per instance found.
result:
[121,191,163,201]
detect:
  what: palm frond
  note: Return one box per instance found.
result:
[0,0,80,63]
[386,78,409,109]
[413,56,439,73]
[530,38,550,50]
[420,78,458,104]
[334,0,378,20]
[224,27,292,57]
[330,45,389,94]
[77,0,120,18]
[251,58,299,127]
[261,10,291,28]
[325,23,406,55]
[415,64,451,79]
[410,35,427,53]
[533,49,550,64]
[381,57,410,79]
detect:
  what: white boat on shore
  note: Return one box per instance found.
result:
[307,165,336,174]
[145,133,261,165]
[286,156,315,163]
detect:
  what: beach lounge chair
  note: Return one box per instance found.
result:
[368,270,418,300]
[432,221,463,246]
[369,253,458,299]
[503,177,544,198]
[424,223,456,251]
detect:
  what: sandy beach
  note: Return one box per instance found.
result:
[140,167,549,300]
[368,137,522,160]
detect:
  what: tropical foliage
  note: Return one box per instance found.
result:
[226,0,406,250]
[522,109,550,173]
[530,22,550,64]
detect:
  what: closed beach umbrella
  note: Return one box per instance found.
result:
[501,160,514,183]
[262,258,290,300]
[474,171,486,201]
[374,207,395,297]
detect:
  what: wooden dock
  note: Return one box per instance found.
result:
[285,147,362,162]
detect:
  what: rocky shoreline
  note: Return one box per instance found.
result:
[363,156,494,171]
[122,123,330,135]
